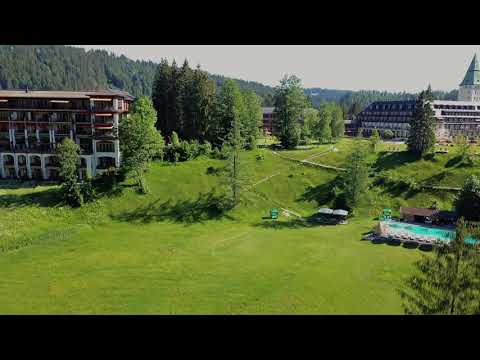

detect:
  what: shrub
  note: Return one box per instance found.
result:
[211,147,221,159]
[206,166,218,175]
[219,143,230,160]
[246,135,257,150]
[383,129,394,139]
[200,141,212,156]
[80,178,97,203]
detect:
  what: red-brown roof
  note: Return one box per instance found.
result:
[0,89,135,101]
[400,207,438,217]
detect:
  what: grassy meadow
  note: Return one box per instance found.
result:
[0,138,477,314]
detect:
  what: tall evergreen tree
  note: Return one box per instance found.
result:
[399,218,480,315]
[152,59,216,142]
[407,86,436,156]
[343,141,369,209]
[152,58,172,134]
[190,65,216,142]
[220,97,251,208]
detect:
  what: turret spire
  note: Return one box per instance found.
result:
[460,53,480,86]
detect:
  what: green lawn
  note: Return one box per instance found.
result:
[0,139,474,314]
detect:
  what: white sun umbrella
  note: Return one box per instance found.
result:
[318,208,334,215]
[332,209,349,217]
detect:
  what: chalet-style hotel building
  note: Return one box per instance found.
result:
[0,89,134,180]
[356,54,480,141]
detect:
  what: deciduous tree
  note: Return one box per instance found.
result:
[119,96,165,194]
[272,75,307,149]
[369,129,381,152]
[56,138,82,207]
[455,175,480,222]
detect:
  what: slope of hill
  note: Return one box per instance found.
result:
[0,138,476,314]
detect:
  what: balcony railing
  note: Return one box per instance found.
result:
[94,130,116,139]
[93,117,114,124]
[92,106,115,112]
[79,145,93,154]
[0,101,90,111]
[76,129,92,136]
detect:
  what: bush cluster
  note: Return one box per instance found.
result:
[164,139,213,163]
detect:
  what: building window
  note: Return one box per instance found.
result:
[96,142,115,153]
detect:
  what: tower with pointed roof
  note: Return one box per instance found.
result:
[458,53,480,101]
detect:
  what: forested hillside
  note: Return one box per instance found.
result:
[0,45,458,111]
[0,45,275,103]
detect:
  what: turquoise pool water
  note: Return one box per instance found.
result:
[386,221,478,245]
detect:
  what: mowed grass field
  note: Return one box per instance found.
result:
[0,138,476,314]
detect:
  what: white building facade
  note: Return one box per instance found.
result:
[356,53,480,141]
[0,90,134,180]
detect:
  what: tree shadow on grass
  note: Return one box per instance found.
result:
[373,151,419,172]
[297,176,343,207]
[445,155,474,169]
[0,187,64,208]
[112,190,235,225]
[253,214,340,230]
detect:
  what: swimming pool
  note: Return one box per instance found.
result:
[384,220,478,245]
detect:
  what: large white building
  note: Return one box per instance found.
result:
[356,54,480,141]
[0,89,134,180]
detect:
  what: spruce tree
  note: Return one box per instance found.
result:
[399,218,480,315]
[152,59,173,134]
[343,141,369,209]
[407,86,436,156]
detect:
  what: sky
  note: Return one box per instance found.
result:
[77,45,480,92]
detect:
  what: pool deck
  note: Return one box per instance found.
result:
[381,220,455,232]
[375,220,454,246]
[372,220,478,246]
[362,232,443,247]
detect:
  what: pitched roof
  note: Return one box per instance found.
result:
[460,53,480,86]
[400,207,457,219]
[0,89,135,101]
[400,207,438,217]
